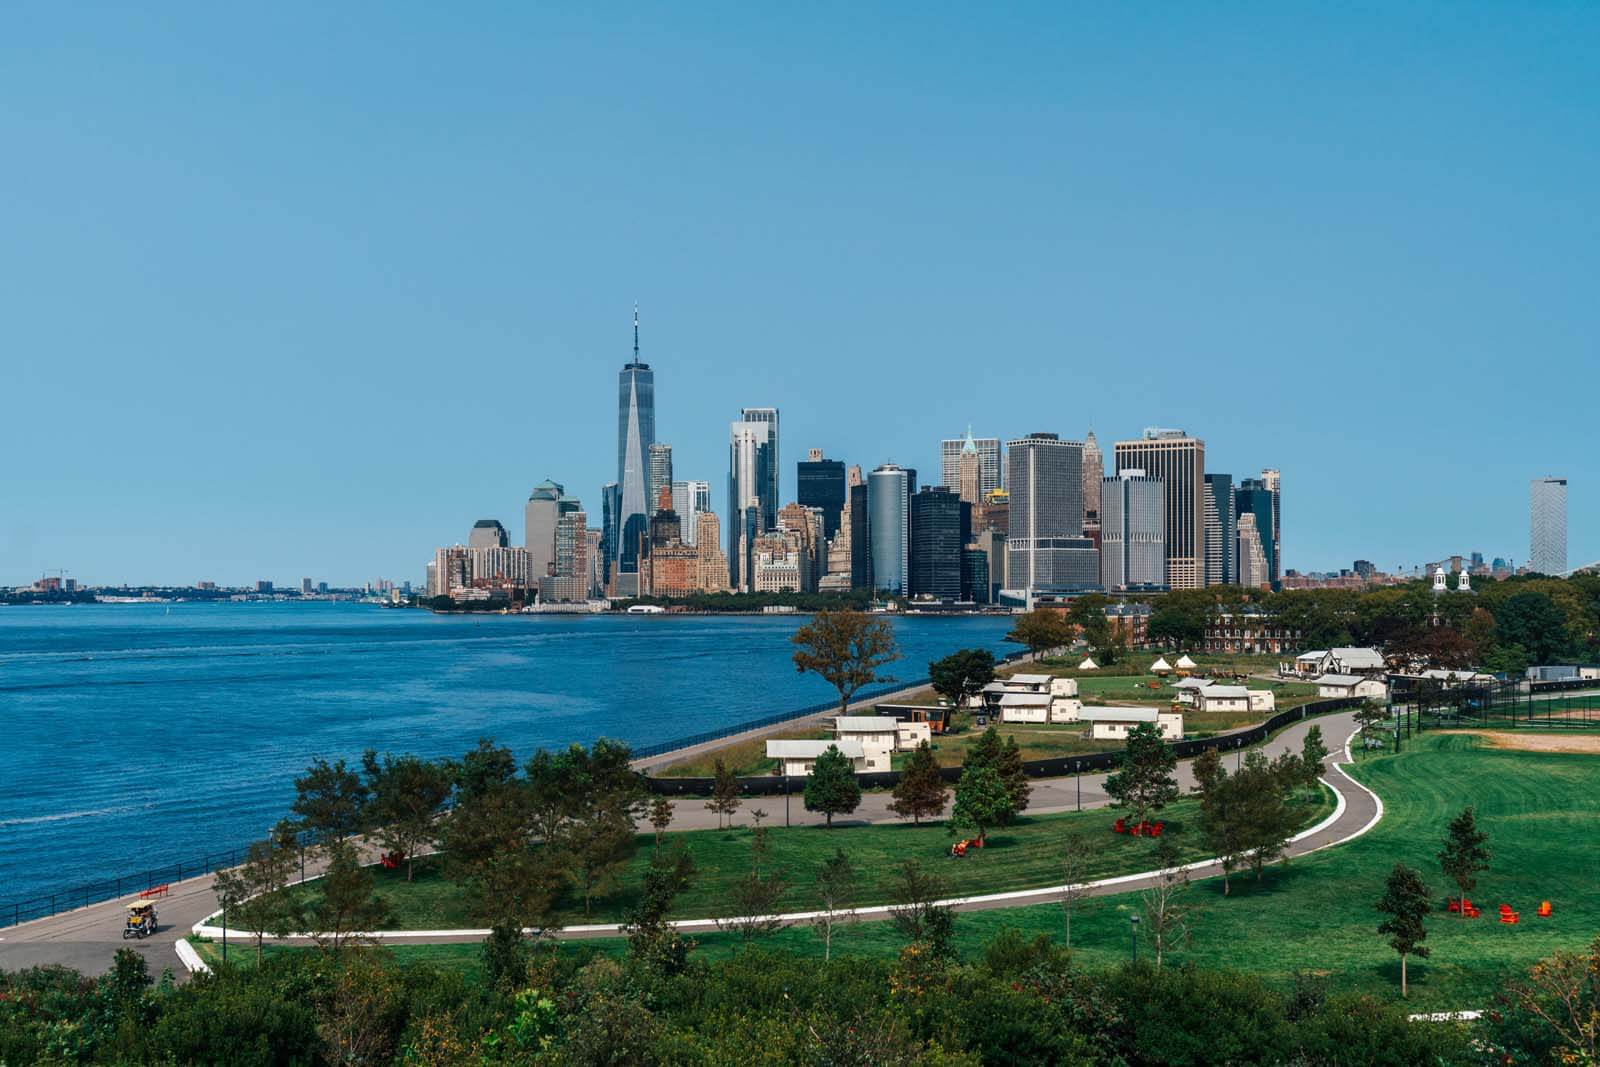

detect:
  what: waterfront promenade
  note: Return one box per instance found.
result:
[0,710,1366,975]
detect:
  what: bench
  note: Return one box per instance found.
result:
[138,884,169,900]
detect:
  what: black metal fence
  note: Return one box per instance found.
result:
[1,844,255,931]
[645,697,1361,797]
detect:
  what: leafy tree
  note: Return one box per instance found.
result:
[1238,750,1297,881]
[1495,591,1571,665]
[1006,609,1072,659]
[1103,722,1179,828]
[1060,831,1094,951]
[361,750,453,881]
[791,609,901,717]
[452,738,517,804]
[561,804,635,918]
[888,860,955,957]
[928,648,996,708]
[1148,591,1213,648]
[481,921,530,992]
[707,758,743,829]
[290,757,369,849]
[1141,837,1192,967]
[1193,755,1248,896]
[1437,806,1491,915]
[1376,862,1432,997]
[1299,725,1329,790]
[212,821,300,963]
[1494,937,1600,1065]
[812,848,857,961]
[997,735,1031,819]
[648,796,674,847]
[965,724,1005,772]
[463,845,558,935]
[950,765,1014,845]
[888,741,948,824]
[718,824,789,948]
[304,841,390,954]
[625,840,697,975]
[439,776,532,874]
[803,745,862,827]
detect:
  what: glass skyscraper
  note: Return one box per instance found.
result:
[868,464,912,595]
[616,310,656,589]
[1202,473,1235,586]
[1530,477,1567,575]
[797,450,847,539]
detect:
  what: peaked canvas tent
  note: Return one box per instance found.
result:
[1150,656,1173,675]
[1175,654,1197,669]
[1077,657,1099,670]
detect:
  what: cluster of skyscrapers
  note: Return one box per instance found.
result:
[426,314,1288,606]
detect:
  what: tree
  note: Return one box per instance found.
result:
[1299,725,1329,791]
[1193,756,1248,896]
[1496,937,1600,1065]
[452,738,517,804]
[706,758,742,829]
[718,824,789,948]
[950,765,1014,845]
[561,804,635,918]
[361,751,453,881]
[304,841,390,954]
[625,840,696,975]
[212,821,300,964]
[791,609,901,717]
[888,741,948,824]
[1376,862,1432,997]
[648,797,674,847]
[997,735,1031,819]
[965,725,1005,773]
[1059,832,1093,951]
[462,845,558,935]
[1006,609,1072,660]
[291,757,369,849]
[803,745,862,827]
[1494,591,1571,665]
[1102,722,1179,828]
[812,848,857,961]
[1354,704,1390,755]
[928,649,996,709]
[1437,806,1491,915]
[888,860,954,957]
[1140,837,1192,967]
[1238,750,1297,881]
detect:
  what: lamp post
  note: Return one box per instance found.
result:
[1129,914,1139,963]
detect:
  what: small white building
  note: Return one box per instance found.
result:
[835,716,899,769]
[1079,706,1184,740]
[895,719,933,750]
[1322,648,1387,678]
[1415,668,1496,685]
[1315,674,1388,701]
[1172,677,1214,706]
[1006,673,1053,693]
[1289,650,1329,677]
[766,738,869,776]
[1195,684,1251,713]
[997,692,1053,724]
[1049,676,1080,699]
[1247,689,1276,713]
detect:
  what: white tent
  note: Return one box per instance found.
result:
[1150,656,1173,675]
[1175,654,1197,669]
[1077,657,1099,671]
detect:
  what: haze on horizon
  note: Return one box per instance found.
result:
[3,4,1595,587]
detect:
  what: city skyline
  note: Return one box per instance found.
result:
[5,7,1598,586]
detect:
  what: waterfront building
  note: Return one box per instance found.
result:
[1235,476,1279,589]
[961,547,990,604]
[940,430,1002,495]
[909,486,966,601]
[1100,470,1166,591]
[778,501,826,592]
[615,310,657,594]
[543,507,589,603]
[974,527,1006,600]
[849,477,872,591]
[431,546,469,597]
[1202,473,1236,586]
[671,479,712,546]
[469,519,509,550]
[1237,512,1270,589]
[1004,433,1096,600]
[1113,429,1205,590]
[797,449,847,539]
[740,407,781,528]
[647,443,674,517]
[868,463,912,595]
[1081,431,1104,538]
[1531,477,1568,574]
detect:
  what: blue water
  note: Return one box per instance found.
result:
[0,602,1011,903]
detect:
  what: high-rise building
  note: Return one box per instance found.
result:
[740,407,781,528]
[470,519,509,550]
[599,482,620,590]
[868,463,912,595]
[525,480,566,580]
[1530,477,1568,575]
[671,479,712,546]
[1261,468,1282,585]
[910,486,966,601]
[1101,470,1167,591]
[849,478,871,591]
[615,309,656,593]
[940,430,1002,496]
[1235,477,1279,590]
[957,436,981,508]
[1004,433,1096,599]
[543,506,590,603]
[647,443,673,517]
[1202,473,1235,586]
[728,414,778,589]
[585,529,604,596]
[301,577,314,595]
[797,449,847,539]
[1237,512,1270,589]
[1113,430,1205,590]
[1081,431,1104,536]
[694,511,730,593]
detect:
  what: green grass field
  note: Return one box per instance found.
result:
[265,789,1332,929]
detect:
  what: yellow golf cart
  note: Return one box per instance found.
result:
[123,901,157,939]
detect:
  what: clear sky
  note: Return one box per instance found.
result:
[3,4,1595,587]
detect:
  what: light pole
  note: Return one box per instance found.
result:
[1129,914,1139,963]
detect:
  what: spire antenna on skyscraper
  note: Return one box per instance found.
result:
[633,303,639,360]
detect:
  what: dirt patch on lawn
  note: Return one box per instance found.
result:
[1456,731,1600,755]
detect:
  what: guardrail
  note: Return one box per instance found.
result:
[1,845,252,931]
[644,697,1361,797]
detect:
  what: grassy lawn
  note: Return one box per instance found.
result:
[269,789,1333,930]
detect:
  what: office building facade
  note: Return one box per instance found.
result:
[868,463,912,595]
[1202,473,1236,586]
[1101,470,1166,590]
[1235,476,1279,589]
[470,519,509,550]
[1081,431,1104,535]
[797,449,847,539]
[728,415,777,589]
[849,480,872,590]
[910,486,966,601]
[940,431,1002,496]
[615,312,656,592]
[1530,477,1568,575]
[1113,430,1206,590]
[1004,433,1095,598]
[525,480,566,581]
[671,479,712,546]
[647,443,673,517]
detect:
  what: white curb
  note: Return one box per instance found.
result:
[175,938,210,975]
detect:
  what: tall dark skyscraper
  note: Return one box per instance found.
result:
[1202,473,1235,586]
[910,486,965,601]
[728,411,778,589]
[849,481,871,591]
[797,449,847,538]
[1236,478,1279,590]
[615,308,656,592]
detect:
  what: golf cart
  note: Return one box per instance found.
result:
[123,901,157,939]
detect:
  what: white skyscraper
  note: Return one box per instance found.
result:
[672,479,712,546]
[1530,477,1568,575]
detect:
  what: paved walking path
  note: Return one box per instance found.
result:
[2,710,1371,975]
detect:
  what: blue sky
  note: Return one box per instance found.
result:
[3,4,1595,586]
